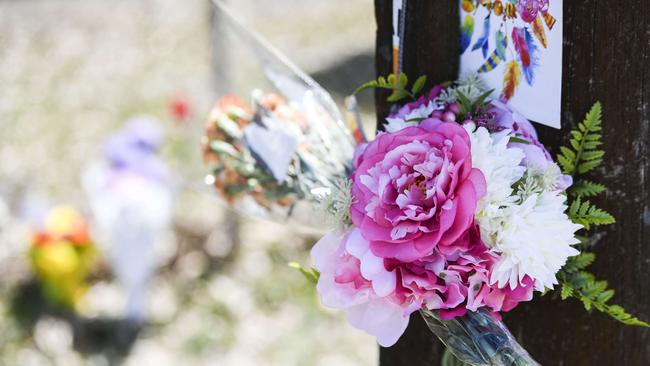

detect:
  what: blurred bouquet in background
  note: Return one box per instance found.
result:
[83,117,174,322]
[29,206,96,311]
[201,2,361,229]
[202,91,354,213]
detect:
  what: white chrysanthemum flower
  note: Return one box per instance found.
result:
[487,191,582,291]
[526,163,565,192]
[385,101,439,132]
[465,123,581,291]
[464,124,526,219]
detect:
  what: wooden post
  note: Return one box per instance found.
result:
[375,0,650,364]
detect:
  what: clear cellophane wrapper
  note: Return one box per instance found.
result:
[420,308,539,366]
[203,1,361,230]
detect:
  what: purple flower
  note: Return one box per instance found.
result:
[488,101,573,190]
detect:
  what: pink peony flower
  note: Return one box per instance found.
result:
[311,229,409,347]
[350,120,486,262]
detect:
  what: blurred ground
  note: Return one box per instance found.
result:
[0,0,378,365]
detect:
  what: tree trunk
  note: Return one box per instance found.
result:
[375,0,650,365]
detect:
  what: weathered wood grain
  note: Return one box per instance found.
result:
[375,0,650,364]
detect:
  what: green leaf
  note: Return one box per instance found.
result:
[569,180,607,198]
[559,146,576,161]
[387,73,396,86]
[411,75,427,95]
[575,235,590,246]
[387,89,410,102]
[561,283,574,300]
[557,154,575,174]
[354,73,424,102]
[597,289,615,303]
[563,252,596,273]
[578,159,602,174]
[456,91,472,116]
[473,89,495,108]
[570,130,582,140]
[509,136,531,145]
[581,150,605,161]
[353,80,378,95]
[567,198,615,230]
[288,262,320,284]
[570,138,581,151]
[398,72,408,88]
[604,305,650,327]
[405,117,427,123]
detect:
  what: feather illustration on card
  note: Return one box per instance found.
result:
[512,27,539,86]
[460,15,474,54]
[471,14,491,58]
[478,30,507,73]
[501,60,522,101]
[459,0,563,128]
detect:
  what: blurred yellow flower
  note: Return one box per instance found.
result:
[29,206,96,310]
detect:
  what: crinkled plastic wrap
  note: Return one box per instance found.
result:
[203,1,362,229]
[420,308,539,366]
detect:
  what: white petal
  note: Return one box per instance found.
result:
[345,229,369,259]
[370,270,397,297]
[311,231,342,270]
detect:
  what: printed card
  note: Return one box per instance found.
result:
[459,0,563,128]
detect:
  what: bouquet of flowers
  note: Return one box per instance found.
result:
[29,206,96,310]
[203,3,646,362]
[303,74,648,365]
[202,91,354,215]
[201,1,357,225]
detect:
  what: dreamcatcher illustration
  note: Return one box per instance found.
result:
[460,0,557,101]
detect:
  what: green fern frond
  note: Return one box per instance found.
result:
[600,304,650,327]
[557,102,604,176]
[559,270,649,327]
[561,283,574,300]
[567,197,615,230]
[563,253,596,273]
[569,180,607,198]
[353,72,428,102]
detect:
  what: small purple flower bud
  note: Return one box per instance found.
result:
[442,111,456,122]
[448,103,460,114]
